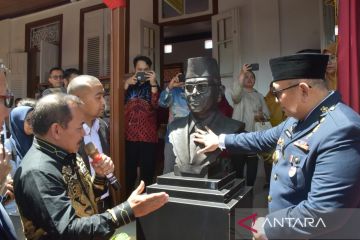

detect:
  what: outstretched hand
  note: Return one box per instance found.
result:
[127,181,169,218]
[193,127,220,154]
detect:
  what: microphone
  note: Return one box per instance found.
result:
[84,142,121,191]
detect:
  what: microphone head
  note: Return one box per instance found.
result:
[84,142,97,156]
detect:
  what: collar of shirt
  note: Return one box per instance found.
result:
[33,137,76,166]
[83,118,100,136]
[295,91,339,131]
[188,111,218,134]
[303,91,334,121]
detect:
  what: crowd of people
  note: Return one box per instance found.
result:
[2,40,360,240]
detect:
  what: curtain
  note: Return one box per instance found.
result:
[103,0,126,9]
[338,0,360,113]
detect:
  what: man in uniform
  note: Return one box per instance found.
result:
[194,54,360,239]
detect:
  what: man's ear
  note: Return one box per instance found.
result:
[49,123,62,140]
[299,82,311,100]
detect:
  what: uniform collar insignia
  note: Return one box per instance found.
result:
[296,91,340,132]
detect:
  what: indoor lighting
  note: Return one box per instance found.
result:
[204,40,213,49]
[164,44,172,53]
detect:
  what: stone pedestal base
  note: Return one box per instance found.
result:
[137,172,253,240]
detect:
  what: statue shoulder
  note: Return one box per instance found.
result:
[214,114,245,134]
[168,116,188,131]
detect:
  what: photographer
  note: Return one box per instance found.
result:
[231,64,270,186]
[124,55,159,196]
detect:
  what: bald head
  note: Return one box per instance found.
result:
[67,75,105,122]
[67,75,101,97]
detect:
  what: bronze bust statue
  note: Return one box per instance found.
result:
[164,57,245,178]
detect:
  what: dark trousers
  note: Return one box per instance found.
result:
[232,154,259,186]
[125,141,157,196]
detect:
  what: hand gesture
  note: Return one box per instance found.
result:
[146,71,157,86]
[2,178,15,205]
[0,143,12,187]
[124,74,137,89]
[193,127,220,154]
[242,64,252,72]
[168,73,184,90]
[92,154,115,178]
[127,181,169,217]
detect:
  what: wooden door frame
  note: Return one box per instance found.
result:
[25,14,63,97]
[79,0,130,74]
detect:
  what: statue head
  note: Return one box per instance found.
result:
[184,57,222,119]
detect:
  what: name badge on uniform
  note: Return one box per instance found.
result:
[285,130,292,138]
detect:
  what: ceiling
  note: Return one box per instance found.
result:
[0,0,70,20]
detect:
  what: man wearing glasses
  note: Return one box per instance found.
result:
[42,67,66,97]
[0,67,17,240]
[164,57,245,177]
[193,54,360,239]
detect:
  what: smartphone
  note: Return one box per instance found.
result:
[249,63,259,71]
[178,73,185,82]
[135,72,147,82]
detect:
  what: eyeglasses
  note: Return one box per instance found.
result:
[51,75,63,79]
[328,55,337,63]
[271,83,300,100]
[0,94,14,108]
[184,83,220,94]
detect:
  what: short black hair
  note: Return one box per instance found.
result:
[32,93,83,136]
[133,55,152,68]
[49,67,63,75]
[64,68,81,80]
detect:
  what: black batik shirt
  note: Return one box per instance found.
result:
[13,137,133,240]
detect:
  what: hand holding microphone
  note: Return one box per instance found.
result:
[84,142,121,191]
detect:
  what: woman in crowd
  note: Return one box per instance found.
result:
[9,106,34,162]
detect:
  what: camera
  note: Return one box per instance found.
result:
[249,63,259,71]
[135,72,147,82]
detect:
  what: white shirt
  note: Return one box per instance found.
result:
[83,118,109,199]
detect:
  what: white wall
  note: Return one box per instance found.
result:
[0,0,321,96]
[279,0,320,55]
[218,0,321,95]
[164,39,212,65]
[0,20,11,64]
[128,0,153,72]
[0,0,103,70]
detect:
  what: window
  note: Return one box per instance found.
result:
[158,0,215,23]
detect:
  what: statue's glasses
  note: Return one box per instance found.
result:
[184,83,220,94]
[0,94,14,108]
